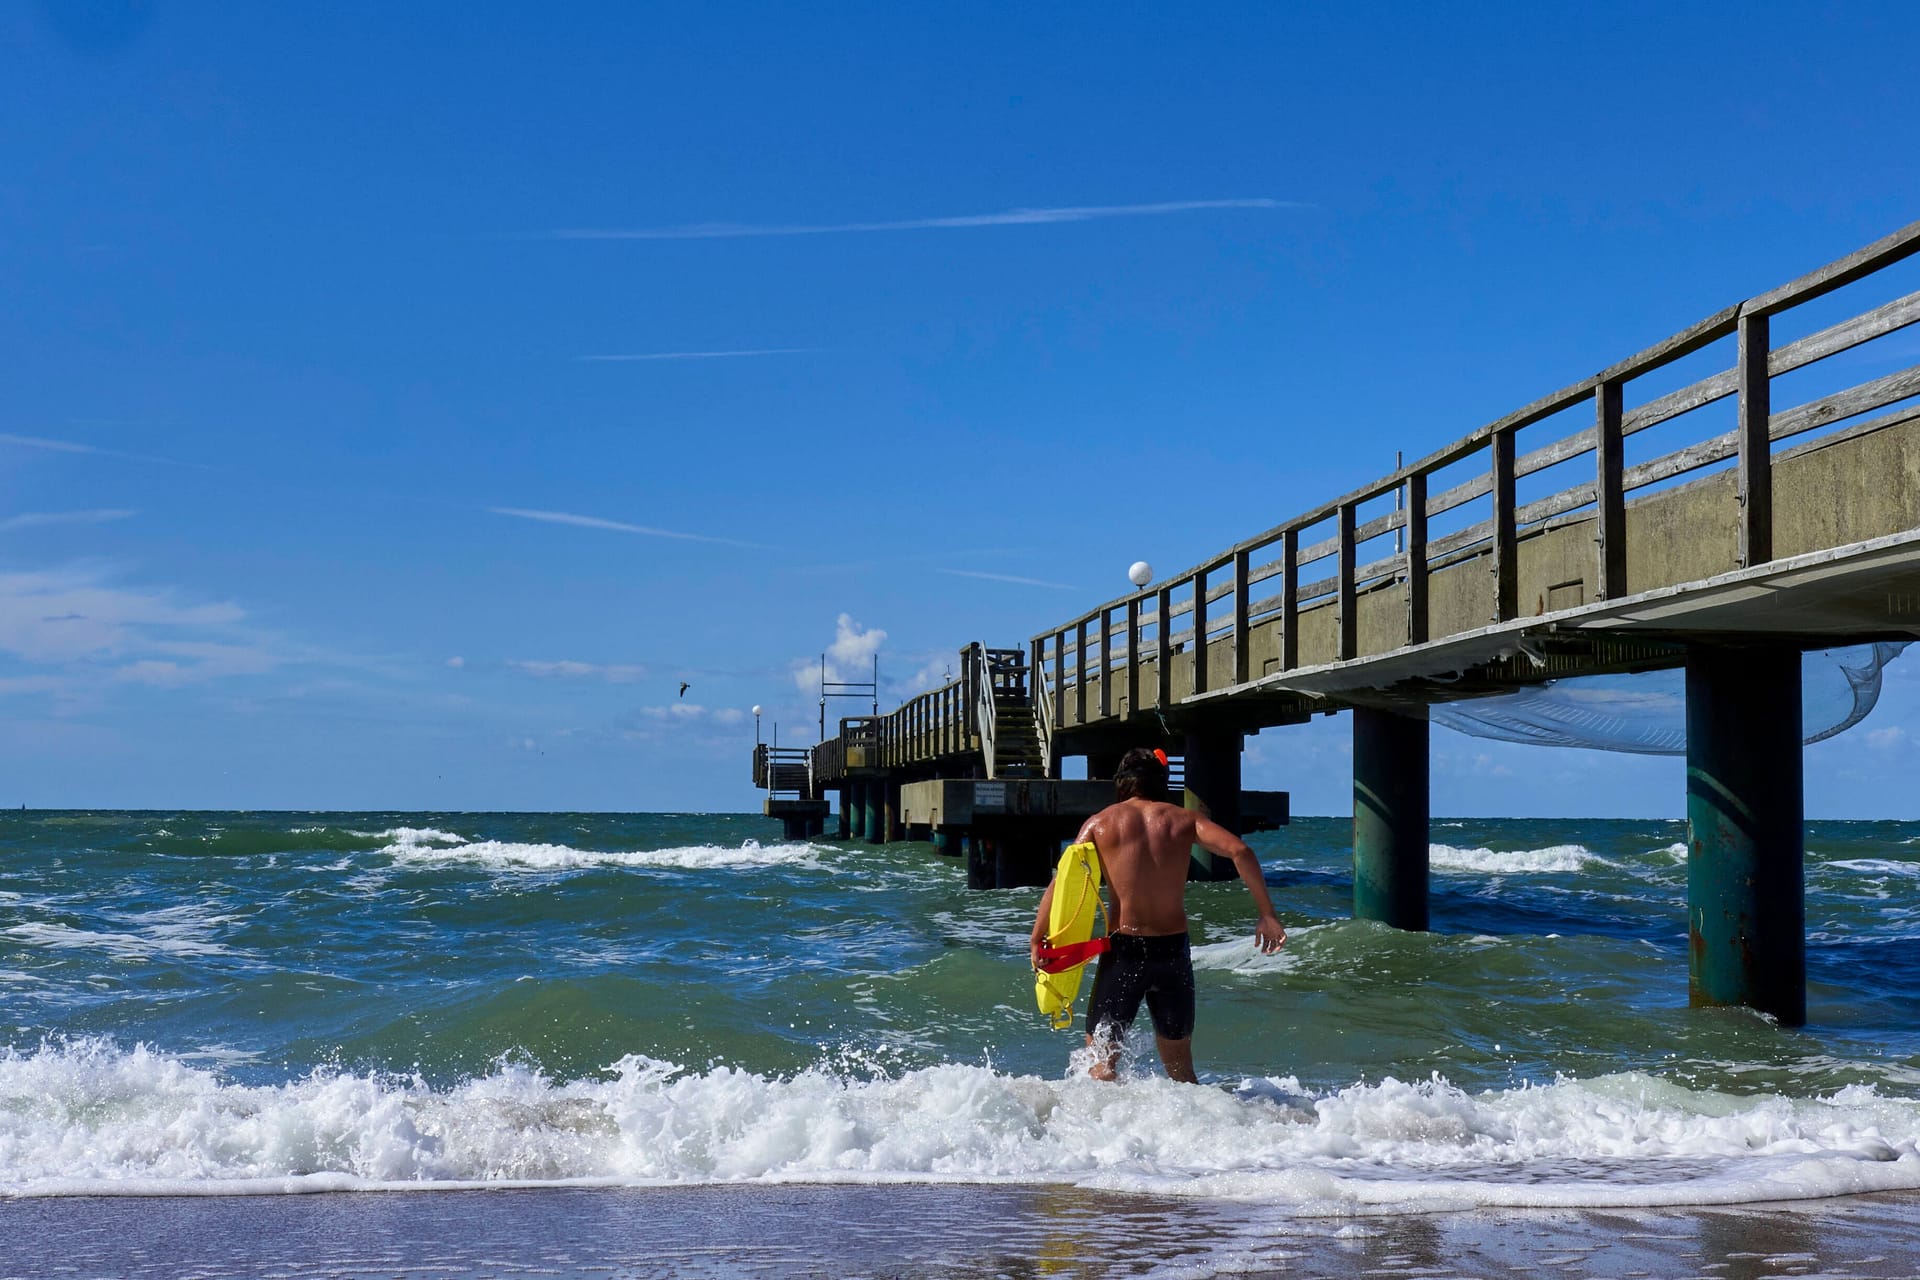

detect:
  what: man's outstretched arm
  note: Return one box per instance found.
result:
[1193,815,1286,953]
[1029,878,1056,969]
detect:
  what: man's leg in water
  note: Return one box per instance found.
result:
[1085,1023,1123,1080]
[1156,1035,1197,1084]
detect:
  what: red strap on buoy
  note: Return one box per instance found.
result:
[1034,936,1110,973]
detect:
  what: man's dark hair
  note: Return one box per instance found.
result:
[1113,747,1170,803]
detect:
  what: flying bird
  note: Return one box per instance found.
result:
[679,681,690,698]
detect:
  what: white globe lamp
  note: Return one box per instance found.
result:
[1127,561,1153,588]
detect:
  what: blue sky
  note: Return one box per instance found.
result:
[4,2,1918,815]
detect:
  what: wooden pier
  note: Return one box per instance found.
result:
[756,220,1920,1025]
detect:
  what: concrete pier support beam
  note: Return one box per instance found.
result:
[931,829,960,857]
[1685,644,1806,1025]
[965,833,995,890]
[1183,729,1244,881]
[883,782,902,843]
[1352,706,1430,930]
[862,783,883,844]
[837,795,850,841]
[996,836,1057,890]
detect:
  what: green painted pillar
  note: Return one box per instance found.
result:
[1686,644,1805,1025]
[883,782,902,843]
[1353,706,1429,930]
[836,794,851,840]
[931,829,960,857]
[1183,728,1243,881]
[861,781,883,844]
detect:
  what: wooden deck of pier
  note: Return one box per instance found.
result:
[756,219,1920,1025]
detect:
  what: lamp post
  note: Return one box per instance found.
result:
[753,705,763,745]
[1128,560,1152,588]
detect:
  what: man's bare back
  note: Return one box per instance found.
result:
[1030,749,1285,1083]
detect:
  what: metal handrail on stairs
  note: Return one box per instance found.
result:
[971,642,1000,780]
[1034,661,1057,779]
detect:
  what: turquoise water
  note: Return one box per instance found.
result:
[2,811,1918,1211]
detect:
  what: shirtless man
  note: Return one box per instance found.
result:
[1029,746,1286,1083]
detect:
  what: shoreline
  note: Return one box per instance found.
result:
[6,1184,1920,1279]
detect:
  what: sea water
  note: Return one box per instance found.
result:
[2,811,1918,1220]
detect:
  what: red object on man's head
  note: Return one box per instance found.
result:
[1153,748,1169,767]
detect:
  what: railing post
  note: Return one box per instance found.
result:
[1191,570,1209,696]
[1405,472,1428,645]
[1596,377,1627,599]
[1051,631,1065,731]
[1126,596,1141,714]
[1232,547,1250,686]
[1737,309,1773,568]
[1098,607,1111,719]
[1281,526,1298,671]
[1492,429,1518,621]
[1337,502,1357,661]
[1155,585,1172,709]
[1075,618,1089,725]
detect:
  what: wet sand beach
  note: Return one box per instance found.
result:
[5,1185,1920,1280]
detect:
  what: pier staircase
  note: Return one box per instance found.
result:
[972,645,1049,780]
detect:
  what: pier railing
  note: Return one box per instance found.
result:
[806,644,1057,783]
[1034,219,1920,729]
[755,744,813,799]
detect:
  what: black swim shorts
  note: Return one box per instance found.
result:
[1085,931,1195,1041]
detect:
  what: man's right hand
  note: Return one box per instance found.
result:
[1254,914,1286,954]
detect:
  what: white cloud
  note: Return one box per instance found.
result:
[1866,725,1910,750]
[509,658,649,684]
[0,565,287,700]
[551,198,1299,241]
[490,506,762,549]
[446,656,466,669]
[0,509,138,533]
[794,613,887,693]
[0,566,245,665]
[900,656,955,696]
[642,702,708,720]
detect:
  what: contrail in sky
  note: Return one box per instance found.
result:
[0,508,138,532]
[576,348,814,362]
[0,433,205,469]
[551,199,1298,241]
[490,506,766,549]
[937,568,1079,590]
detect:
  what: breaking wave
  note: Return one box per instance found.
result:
[374,827,825,873]
[1428,843,1605,875]
[4,1040,1917,1211]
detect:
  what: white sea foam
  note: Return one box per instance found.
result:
[1428,843,1604,874]
[1827,858,1920,878]
[3,922,233,960]
[1191,930,1312,975]
[5,1040,1918,1210]
[355,826,466,845]
[378,828,824,873]
[1655,841,1689,861]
